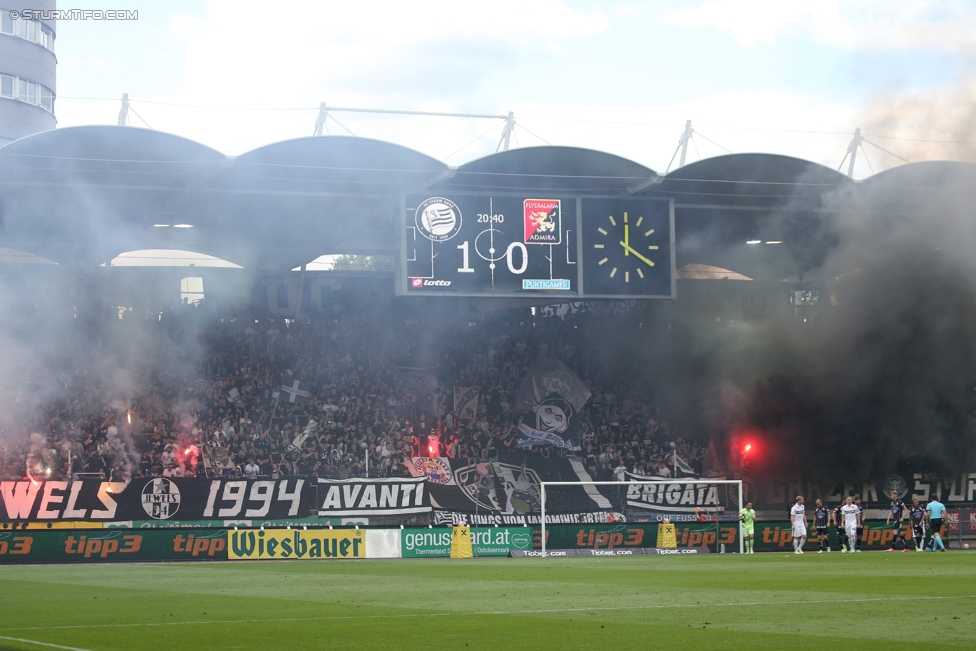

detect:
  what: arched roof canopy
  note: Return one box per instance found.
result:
[0,127,229,266]
[854,161,976,214]
[220,135,448,195]
[0,125,227,187]
[436,146,658,194]
[646,153,853,210]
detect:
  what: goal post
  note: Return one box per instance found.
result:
[540,479,744,556]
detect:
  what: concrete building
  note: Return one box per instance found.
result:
[0,0,56,145]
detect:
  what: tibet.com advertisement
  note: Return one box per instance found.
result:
[402,527,532,557]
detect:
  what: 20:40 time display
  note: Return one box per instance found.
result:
[456,239,528,274]
[477,213,504,223]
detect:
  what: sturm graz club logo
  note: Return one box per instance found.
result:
[884,474,908,499]
[141,478,181,519]
[416,197,462,242]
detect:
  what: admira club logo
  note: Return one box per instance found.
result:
[141,478,181,519]
[416,197,462,242]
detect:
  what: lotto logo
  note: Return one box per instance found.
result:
[411,278,423,288]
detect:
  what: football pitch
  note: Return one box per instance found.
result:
[0,553,974,651]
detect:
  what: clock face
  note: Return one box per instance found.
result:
[581,198,672,297]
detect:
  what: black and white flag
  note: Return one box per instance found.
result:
[515,356,590,450]
[280,379,310,405]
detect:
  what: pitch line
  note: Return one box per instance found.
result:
[1,594,972,633]
[0,635,93,651]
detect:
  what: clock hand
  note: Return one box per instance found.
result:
[618,241,655,267]
[624,223,629,255]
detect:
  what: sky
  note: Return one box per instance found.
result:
[50,0,976,178]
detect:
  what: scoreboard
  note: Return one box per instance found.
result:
[397,193,674,299]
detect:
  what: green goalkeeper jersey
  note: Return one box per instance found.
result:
[740,508,756,527]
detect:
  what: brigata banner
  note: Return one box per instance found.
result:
[401,527,532,557]
[0,528,230,563]
[316,477,430,517]
[227,528,365,560]
[0,478,311,522]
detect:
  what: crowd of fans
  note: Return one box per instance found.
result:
[0,291,704,482]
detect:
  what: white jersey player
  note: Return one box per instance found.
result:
[840,496,861,553]
[790,495,807,554]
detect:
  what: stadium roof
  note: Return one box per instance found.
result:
[0,127,972,278]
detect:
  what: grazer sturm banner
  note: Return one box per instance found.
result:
[0,528,230,564]
[227,528,365,560]
[0,478,311,522]
[401,527,532,557]
[316,477,430,517]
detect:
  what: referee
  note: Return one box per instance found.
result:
[926,493,947,552]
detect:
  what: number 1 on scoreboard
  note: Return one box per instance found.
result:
[457,241,474,273]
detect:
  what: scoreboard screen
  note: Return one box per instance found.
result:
[397,193,674,299]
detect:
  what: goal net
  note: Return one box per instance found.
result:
[540,480,744,555]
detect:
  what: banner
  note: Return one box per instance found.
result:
[424,455,612,518]
[401,526,532,558]
[453,386,479,421]
[407,457,457,485]
[0,528,230,564]
[537,522,736,552]
[0,478,312,522]
[742,470,976,511]
[227,528,365,560]
[316,477,430,517]
[752,519,946,551]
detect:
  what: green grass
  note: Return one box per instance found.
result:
[0,552,974,651]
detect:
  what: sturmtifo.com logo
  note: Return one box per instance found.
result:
[141,478,181,519]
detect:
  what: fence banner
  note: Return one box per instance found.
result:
[537,522,738,552]
[0,478,311,522]
[316,477,430,517]
[227,528,366,560]
[752,519,939,551]
[0,528,229,563]
[401,527,533,558]
[511,548,711,557]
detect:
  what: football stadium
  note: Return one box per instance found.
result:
[2,3,976,651]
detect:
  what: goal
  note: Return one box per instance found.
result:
[540,479,744,555]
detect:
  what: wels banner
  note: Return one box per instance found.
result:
[0,528,230,563]
[316,477,430,517]
[227,528,365,560]
[0,478,311,522]
[401,527,532,557]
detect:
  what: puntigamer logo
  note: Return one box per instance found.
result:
[141,478,181,520]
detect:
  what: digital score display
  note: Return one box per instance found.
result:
[397,193,674,299]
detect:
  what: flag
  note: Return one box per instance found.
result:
[673,451,696,476]
[703,438,725,478]
[515,355,591,414]
[453,386,479,421]
[515,356,589,451]
[280,379,310,404]
[227,388,242,406]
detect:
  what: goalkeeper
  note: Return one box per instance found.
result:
[739,501,756,554]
